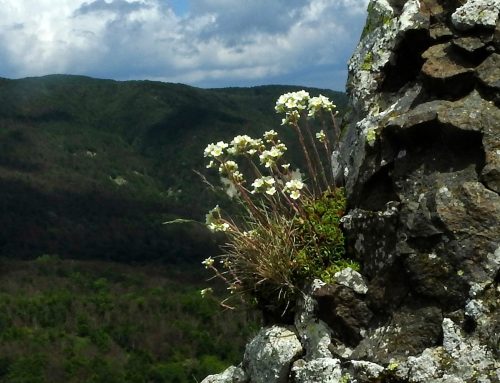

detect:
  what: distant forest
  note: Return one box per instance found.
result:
[0,75,347,264]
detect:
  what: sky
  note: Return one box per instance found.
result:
[0,0,369,90]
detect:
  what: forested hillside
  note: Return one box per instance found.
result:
[0,75,347,263]
[0,256,259,382]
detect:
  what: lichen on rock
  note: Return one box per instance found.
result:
[451,0,500,31]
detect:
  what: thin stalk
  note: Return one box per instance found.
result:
[245,154,264,180]
[232,180,265,224]
[292,121,319,194]
[304,118,329,191]
[330,111,340,144]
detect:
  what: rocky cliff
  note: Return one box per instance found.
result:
[203,0,499,382]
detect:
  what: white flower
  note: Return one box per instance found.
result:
[200,288,213,298]
[289,190,301,200]
[205,206,230,232]
[275,91,310,114]
[251,178,264,189]
[251,176,276,194]
[232,170,244,183]
[284,179,304,200]
[266,186,277,195]
[316,130,327,143]
[281,163,291,170]
[285,179,304,191]
[202,257,214,268]
[204,141,229,158]
[259,151,275,168]
[218,160,238,175]
[263,130,278,142]
[207,222,230,232]
[308,94,335,117]
[259,144,287,167]
[229,135,261,155]
[280,110,301,126]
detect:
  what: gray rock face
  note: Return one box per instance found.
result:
[201,366,248,383]
[291,358,342,383]
[243,326,302,383]
[333,267,368,294]
[202,1,500,381]
[334,0,500,380]
[451,0,500,31]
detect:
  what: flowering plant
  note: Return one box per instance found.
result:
[201,91,357,313]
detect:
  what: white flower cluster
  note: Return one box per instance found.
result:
[200,287,213,297]
[316,130,327,143]
[308,95,335,117]
[204,141,228,158]
[202,257,214,269]
[218,160,244,182]
[263,130,278,143]
[275,90,310,113]
[205,205,230,232]
[275,90,310,125]
[275,90,336,125]
[284,179,304,200]
[259,143,287,168]
[251,176,276,195]
[228,135,262,155]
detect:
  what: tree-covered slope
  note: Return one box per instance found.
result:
[0,256,258,382]
[0,75,346,263]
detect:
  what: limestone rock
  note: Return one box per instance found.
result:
[393,318,500,382]
[349,360,384,381]
[201,366,248,383]
[451,0,500,31]
[333,267,368,294]
[243,326,302,383]
[291,358,342,383]
[294,280,334,360]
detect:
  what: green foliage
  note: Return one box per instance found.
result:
[0,259,260,383]
[293,189,358,284]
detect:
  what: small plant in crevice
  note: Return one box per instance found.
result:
[200,91,358,314]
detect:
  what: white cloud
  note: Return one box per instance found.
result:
[0,0,369,89]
